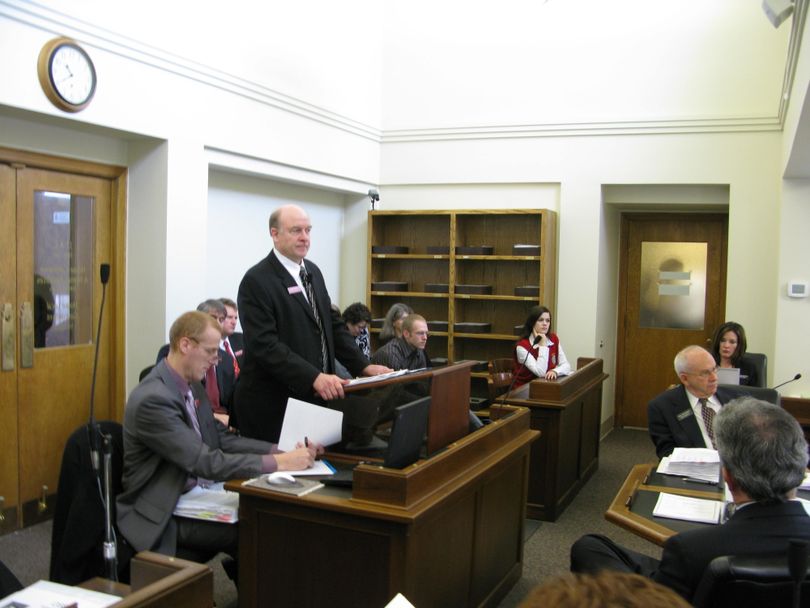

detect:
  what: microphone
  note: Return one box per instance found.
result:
[88,263,111,472]
[500,335,542,406]
[772,373,802,391]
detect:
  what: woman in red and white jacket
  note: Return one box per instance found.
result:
[513,305,571,387]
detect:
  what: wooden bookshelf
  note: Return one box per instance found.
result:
[367,209,557,372]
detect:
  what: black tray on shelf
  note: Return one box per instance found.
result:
[456,284,493,295]
[372,245,409,254]
[456,246,494,255]
[454,322,492,334]
[371,281,408,292]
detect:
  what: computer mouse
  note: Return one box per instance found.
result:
[265,472,297,485]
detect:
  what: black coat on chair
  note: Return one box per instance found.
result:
[49,421,132,584]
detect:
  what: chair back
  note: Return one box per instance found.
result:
[693,541,810,608]
[50,421,133,584]
[487,358,514,399]
[720,384,780,406]
[741,352,767,388]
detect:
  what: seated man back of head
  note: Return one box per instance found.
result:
[571,396,810,601]
[648,345,739,458]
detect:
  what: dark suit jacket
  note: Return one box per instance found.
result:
[116,360,272,554]
[235,251,369,442]
[654,500,810,600]
[647,385,737,458]
[156,343,236,411]
[227,332,245,366]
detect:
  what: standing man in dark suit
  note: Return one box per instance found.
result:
[647,345,738,458]
[571,396,810,601]
[235,204,391,444]
[117,311,318,570]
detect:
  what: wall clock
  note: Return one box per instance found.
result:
[37,37,97,112]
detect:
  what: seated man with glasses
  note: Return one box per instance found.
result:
[648,345,738,458]
[371,313,431,371]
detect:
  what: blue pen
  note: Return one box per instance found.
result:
[321,459,336,473]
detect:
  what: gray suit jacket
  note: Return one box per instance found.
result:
[116,360,272,554]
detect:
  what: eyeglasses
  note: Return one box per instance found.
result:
[188,337,219,358]
[686,366,718,378]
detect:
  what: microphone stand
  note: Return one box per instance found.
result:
[87,264,117,580]
[772,373,802,391]
[500,335,542,406]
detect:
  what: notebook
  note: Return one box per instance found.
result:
[322,395,431,487]
[716,367,740,385]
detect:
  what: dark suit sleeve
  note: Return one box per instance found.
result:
[238,265,323,396]
[314,268,368,377]
[653,534,698,601]
[648,395,678,459]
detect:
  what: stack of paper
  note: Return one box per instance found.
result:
[653,492,723,524]
[173,482,239,523]
[657,447,720,483]
[1,580,120,607]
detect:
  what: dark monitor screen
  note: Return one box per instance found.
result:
[383,395,430,469]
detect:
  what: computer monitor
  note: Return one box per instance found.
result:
[383,395,430,469]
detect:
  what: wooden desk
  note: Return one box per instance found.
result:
[494,357,608,521]
[228,406,539,608]
[782,396,810,445]
[604,464,722,546]
[81,551,213,607]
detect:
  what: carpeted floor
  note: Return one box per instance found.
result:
[0,427,658,607]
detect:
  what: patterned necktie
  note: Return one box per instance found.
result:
[183,390,211,489]
[224,339,240,378]
[299,266,329,371]
[699,397,716,449]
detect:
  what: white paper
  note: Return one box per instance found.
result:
[281,459,335,476]
[660,447,721,482]
[278,398,343,451]
[384,593,416,608]
[173,482,239,523]
[652,492,722,524]
[346,369,410,386]
[1,579,120,607]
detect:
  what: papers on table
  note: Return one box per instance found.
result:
[800,471,810,490]
[657,447,720,483]
[278,398,343,451]
[385,593,416,608]
[282,459,335,477]
[1,579,120,607]
[653,492,723,525]
[346,368,427,387]
[173,482,239,523]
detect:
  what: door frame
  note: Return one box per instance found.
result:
[0,146,127,421]
[614,211,728,428]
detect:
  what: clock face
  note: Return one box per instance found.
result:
[49,43,96,106]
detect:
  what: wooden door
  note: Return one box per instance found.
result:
[0,162,117,530]
[615,213,727,429]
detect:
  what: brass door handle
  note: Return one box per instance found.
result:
[1,303,13,371]
[21,301,33,368]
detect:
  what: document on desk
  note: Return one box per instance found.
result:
[652,492,723,524]
[346,368,413,387]
[1,579,120,607]
[278,397,343,451]
[658,448,720,482]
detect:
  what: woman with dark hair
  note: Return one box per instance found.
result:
[342,302,372,359]
[513,305,571,387]
[710,321,759,386]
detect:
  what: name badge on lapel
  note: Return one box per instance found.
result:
[676,409,694,421]
[287,285,303,295]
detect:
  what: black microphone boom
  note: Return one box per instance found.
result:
[500,335,542,406]
[772,373,802,391]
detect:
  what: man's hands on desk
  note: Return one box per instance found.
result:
[312,364,393,401]
[275,440,324,470]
